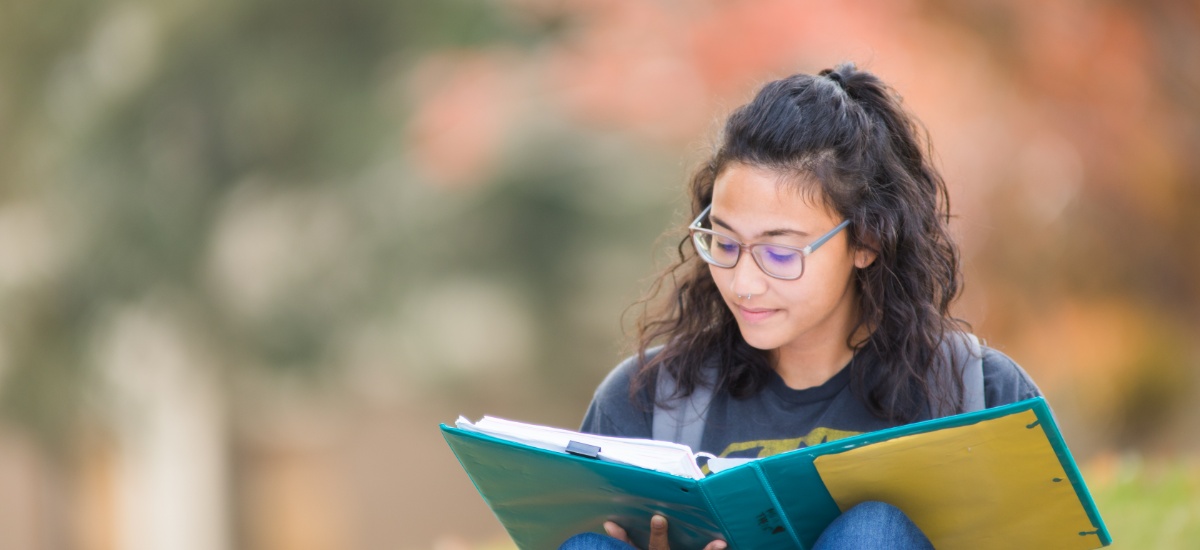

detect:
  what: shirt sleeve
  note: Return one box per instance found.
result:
[579,353,656,439]
[982,346,1043,408]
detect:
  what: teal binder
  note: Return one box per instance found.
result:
[442,397,1110,550]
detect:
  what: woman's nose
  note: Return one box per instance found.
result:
[729,250,769,296]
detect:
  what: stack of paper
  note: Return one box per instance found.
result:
[456,416,706,479]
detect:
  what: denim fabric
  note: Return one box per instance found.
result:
[558,501,930,550]
[558,532,639,550]
[812,501,934,550]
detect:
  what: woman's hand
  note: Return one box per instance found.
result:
[603,515,728,550]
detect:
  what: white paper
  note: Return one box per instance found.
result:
[705,456,758,473]
[456,415,706,480]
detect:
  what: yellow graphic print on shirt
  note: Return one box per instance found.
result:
[718,426,861,459]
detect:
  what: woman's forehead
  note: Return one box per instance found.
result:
[711,164,839,226]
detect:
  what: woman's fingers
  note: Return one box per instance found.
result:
[646,515,669,550]
[603,521,631,544]
[605,515,726,550]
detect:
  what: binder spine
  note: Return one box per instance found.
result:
[751,463,806,549]
[696,478,736,549]
[699,464,805,549]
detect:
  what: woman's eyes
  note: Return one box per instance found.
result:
[714,238,739,253]
[709,237,801,264]
[761,246,799,264]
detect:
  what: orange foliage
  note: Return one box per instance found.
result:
[408,0,1200,449]
[405,50,524,188]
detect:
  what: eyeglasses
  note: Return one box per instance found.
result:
[688,204,851,280]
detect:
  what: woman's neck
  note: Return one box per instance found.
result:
[770,340,855,390]
[769,311,867,390]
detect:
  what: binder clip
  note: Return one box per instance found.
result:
[566,440,602,459]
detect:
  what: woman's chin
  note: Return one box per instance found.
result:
[737,328,782,351]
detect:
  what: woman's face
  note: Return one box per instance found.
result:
[708,163,873,356]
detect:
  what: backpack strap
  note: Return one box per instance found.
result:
[652,358,717,451]
[932,332,986,416]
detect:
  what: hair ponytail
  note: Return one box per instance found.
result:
[829,63,965,418]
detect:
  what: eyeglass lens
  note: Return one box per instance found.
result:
[691,231,805,279]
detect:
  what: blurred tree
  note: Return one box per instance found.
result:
[925,0,1200,452]
[0,0,549,445]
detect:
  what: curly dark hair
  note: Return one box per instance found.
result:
[631,63,967,422]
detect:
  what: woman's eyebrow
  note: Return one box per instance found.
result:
[711,214,811,238]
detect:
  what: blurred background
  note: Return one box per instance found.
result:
[0,0,1197,548]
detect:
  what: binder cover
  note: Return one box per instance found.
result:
[442,397,1110,549]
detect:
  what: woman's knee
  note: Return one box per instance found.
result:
[843,501,908,523]
[814,501,933,550]
[559,532,637,550]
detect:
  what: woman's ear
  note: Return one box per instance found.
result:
[854,232,879,268]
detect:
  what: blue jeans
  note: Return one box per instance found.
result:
[812,501,933,549]
[558,532,637,550]
[557,502,932,549]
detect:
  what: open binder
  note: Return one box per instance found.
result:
[441,397,1110,550]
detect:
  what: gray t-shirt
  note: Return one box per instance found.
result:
[580,344,1041,459]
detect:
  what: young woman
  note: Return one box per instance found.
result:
[560,63,1041,550]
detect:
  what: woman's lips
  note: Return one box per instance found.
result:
[737,306,777,323]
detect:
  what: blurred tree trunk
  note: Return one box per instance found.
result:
[96,300,230,550]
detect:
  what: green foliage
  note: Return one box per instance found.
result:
[0,0,562,445]
[1085,455,1200,549]
[0,0,688,449]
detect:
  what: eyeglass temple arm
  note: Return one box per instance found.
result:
[803,220,852,254]
[689,204,712,229]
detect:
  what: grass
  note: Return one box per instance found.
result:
[1084,453,1200,549]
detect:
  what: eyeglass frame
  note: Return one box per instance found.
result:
[687,204,852,280]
